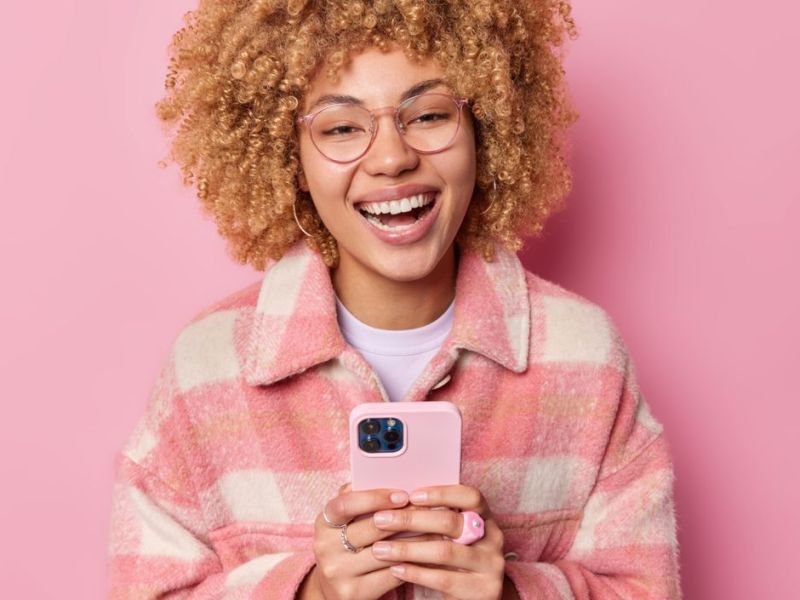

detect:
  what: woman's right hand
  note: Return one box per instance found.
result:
[300,485,415,600]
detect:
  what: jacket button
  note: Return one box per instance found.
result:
[504,551,519,561]
[431,373,451,390]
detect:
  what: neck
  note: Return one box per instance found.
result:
[332,246,458,330]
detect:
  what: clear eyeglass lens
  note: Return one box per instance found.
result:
[309,94,460,162]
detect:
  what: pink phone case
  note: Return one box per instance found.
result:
[349,401,462,493]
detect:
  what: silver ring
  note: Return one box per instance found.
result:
[322,505,348,529]
[340,523,361,553]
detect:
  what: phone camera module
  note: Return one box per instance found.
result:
[358,417,404,454]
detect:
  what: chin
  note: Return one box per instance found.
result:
[367,245,448,283]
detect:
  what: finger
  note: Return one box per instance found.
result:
[390,563,501,599]
[334,513,411,550]
[318,562,405,597]
[372,507,464,539]
[315,533,445,580]
[321,489,409,527]
[409,485,489,515]
[338,510,452,552]
[355,566,406,597]
[338,482,352,495]
[372,539,483,572]
[318,540,403,578]
[482,517,505,547]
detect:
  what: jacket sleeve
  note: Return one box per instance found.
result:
[504,351,682,599]
[106,347,317,599]
[107,452,316,599]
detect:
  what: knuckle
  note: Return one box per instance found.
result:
[393,542,409,560]
[490,554,506,575]
[330,496,349,519]
[446,511,462,536]
[491,524,504,547]
[437,571,456,593]
[350,579,365,600]
[436,541,455,562]
[466,488,482,509]
[338,581,356,600]
[320,560,339,581]
[394,510,412,528]
[483,520,502,544]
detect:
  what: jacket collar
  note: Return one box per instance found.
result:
[243,240,530,387]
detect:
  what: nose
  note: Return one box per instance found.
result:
[360,111,419,177]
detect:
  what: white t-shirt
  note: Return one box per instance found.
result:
[335,296,455,402]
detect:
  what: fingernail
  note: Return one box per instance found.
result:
[374,511,393,526]
[372,541,392,557]
[390,564,406,576]
[410,491,427,503]
[390,491,408,504]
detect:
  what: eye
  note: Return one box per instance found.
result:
[413,112,447,123]
[321,125,364,136]
[404,111,452,129]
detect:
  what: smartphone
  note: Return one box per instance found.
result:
[349,401,462,493]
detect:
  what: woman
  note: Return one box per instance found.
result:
[108,1,682,598]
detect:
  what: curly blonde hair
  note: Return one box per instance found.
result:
[156,0,579,270]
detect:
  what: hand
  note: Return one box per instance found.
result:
[368,484,507,600]
[302,483,433,600]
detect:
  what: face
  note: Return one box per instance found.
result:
[297,46,476,285]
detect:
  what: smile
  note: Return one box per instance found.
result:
[355,192,436,231]
[353,191,441,244]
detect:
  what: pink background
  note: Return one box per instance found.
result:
[1,1,797,597]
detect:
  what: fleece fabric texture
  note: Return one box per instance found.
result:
[107,239,682,599]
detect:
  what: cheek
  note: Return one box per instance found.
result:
[443,147,477,196]
[447,125,477,191]
[299,141,350,192]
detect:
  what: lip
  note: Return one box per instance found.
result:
[352,183,440,208]
[356,192,442,245]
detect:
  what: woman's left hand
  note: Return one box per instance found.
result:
[369,484,508,600]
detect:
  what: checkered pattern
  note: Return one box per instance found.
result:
[107,240,681,599]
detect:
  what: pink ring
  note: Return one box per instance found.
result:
[452,510,485,545]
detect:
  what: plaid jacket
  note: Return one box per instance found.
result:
[108,240,682,599]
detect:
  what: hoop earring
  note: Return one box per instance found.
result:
[481,179,497,216]
[293,197,313,237]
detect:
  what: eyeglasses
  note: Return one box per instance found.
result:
[296,92,470,164]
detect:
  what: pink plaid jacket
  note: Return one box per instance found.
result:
[108,240,682,599]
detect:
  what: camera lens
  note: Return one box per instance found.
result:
[360,419,380,435]
[363,437,381,453]
[383,429,400,443]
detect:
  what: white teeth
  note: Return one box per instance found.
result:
[358,192,437,232]
[357,193,435,215]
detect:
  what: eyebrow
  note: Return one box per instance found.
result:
[306,78,447,112]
